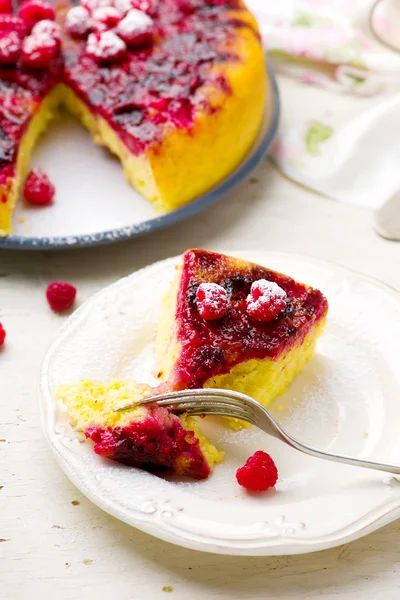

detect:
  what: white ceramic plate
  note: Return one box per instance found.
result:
[0,69,279,250]
[40,251,400,556]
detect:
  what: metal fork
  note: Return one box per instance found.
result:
[116,388,400,475]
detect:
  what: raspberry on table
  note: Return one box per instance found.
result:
[23,168,55,206]
[196,282,229,320]
[246,279,287,322]
[18,0,55,31]
[0,323,6,347]
[116,9,153,46]
[0,0,12,14]
[21,32,58,67]
[86,30,126,63]
[65,6,92,39]
[0,14,28,38]
[0,31,21,64]
[236,450,278,491]
[46,282,77,312]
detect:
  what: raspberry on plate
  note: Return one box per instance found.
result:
[23,168,55,205]
[0,30,21,64]
[196,282,229,320]
[65,6,92,39]
[86,30,126,63]
[0,0,12,14]
[81,0,113,14]
[246,279,287,322]
[116,8,153,46]
[0,323,6,347]
[236,450,278,491]
[18,0,55,31]
[46,282,77,312]
[115,0,157,16]
[0,14,27,38]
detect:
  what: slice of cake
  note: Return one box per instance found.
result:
[56,379,223,479]
[156,249,328,410]
[58,0,266,214]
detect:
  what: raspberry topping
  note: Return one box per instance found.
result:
[81,0,113,14]
[65,6,92,39]
[23,168,55,205]
[116,9,153,46]
[236,451,278,491]
[196,282,229,320]
[92,6,122,32]
[31,19,61,45]
[0,323,6,347]
[246,279,287,322]
[0,31,21,64]
[86,30,126,62]
[21,30,58,67]
[0,0,12,14]
[115,0,157,16]
[0,14,27,38]
[18,0,55,32]
[46,282,77,312]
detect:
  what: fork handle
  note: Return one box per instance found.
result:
[271,422,400,475]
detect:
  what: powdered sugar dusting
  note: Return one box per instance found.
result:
[196,282,229,320]
[65,6,92,38]
[117,8,152,34]
[86,30,126,61]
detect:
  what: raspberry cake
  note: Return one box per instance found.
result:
[156,250,328,410]
[58,250,328,480]
[0,0,266,235]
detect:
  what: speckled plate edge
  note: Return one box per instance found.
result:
[39,251,400,556]
[0,67,279,251]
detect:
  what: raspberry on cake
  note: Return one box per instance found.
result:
[56,380,223,479]
[0,0,266,235]
[156,249,328,413]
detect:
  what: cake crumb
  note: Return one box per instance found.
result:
[362,431,369,438]
[0,439,6,442]
[274,404,283,413]
[0,486,3,490]
[83,558,93,565]
[0,539,9,542]
[18,215,26,223]
[162,586,173,593]
[52,524,65,529]
[71,500,80,506]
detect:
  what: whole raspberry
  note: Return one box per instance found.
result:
[21,32,58,67]
[46,282,77,312]
[115,9,153,46]
[23,169,55,205]
[31,19,61,46]
[0,0,12,14]
[65,6,92,39]
[236,451,278,491]
[86,30,126,63]
[0,14,28,38]
[196,282,229,320]
[114,0,157,17]
[18,0,55,32]
[92,6,121,32]
[0,323,6,347]
[0,31,21,64]
[246,279,287,322]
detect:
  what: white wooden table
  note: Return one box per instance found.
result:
[2,76,400,600]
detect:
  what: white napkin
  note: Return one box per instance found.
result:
[246,0,400,96]
[272,93,400,209]
[245,0,400,209]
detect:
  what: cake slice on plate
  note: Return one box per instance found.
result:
[57,379,223,479]
[58,249,328,479]
[156,249,328,410]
